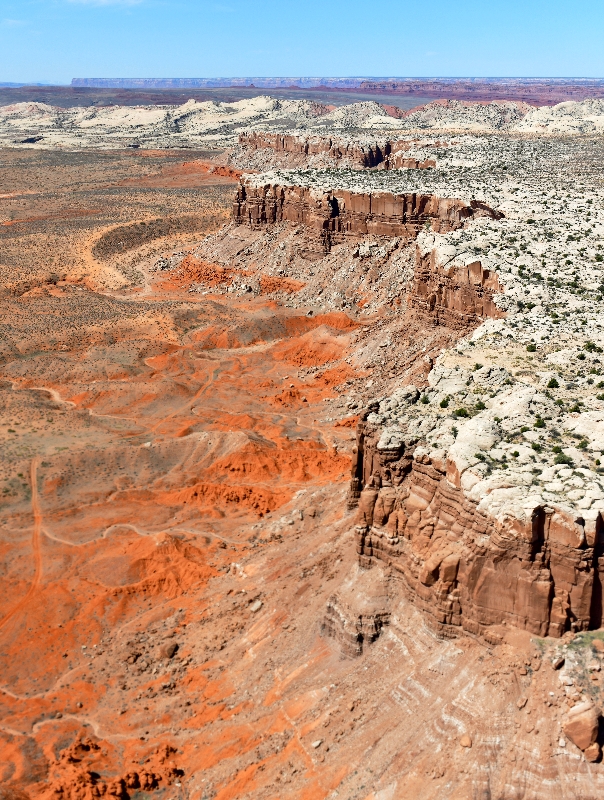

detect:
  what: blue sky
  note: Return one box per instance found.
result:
[1,0,603,84]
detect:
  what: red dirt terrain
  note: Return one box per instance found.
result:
[2,149,604,800]
[0,275,364,800]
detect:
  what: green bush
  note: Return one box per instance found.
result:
[531,442,542,452]
[547,378,559,388]
[526,344,537,352]
[440,397,449,408]
[454,408,469,418]
[475,400,486,411]
[554,453,573,465]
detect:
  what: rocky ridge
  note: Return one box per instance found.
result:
[232,178,500,244]
[0,97,401,150]
[230,131,438,171]
[5,97,604,150]
[221,130,604,664]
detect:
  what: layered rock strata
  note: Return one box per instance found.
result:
[238,132,436,169]
[232,180,501,245]
[321,563,390,657]
[409,232,505,328]
[343,379,604,647]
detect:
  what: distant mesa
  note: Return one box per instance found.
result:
[70,77,604,104]
[70,77,370,90]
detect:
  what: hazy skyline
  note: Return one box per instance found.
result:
[1,0,603,84]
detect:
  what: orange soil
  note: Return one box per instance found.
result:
[0,277,361,799]
[166,258,306,295]
[270,327,351,366]
[172,255,249,287]
[259,275,305,294]
[0,458,42,631]
[116,161,242,190]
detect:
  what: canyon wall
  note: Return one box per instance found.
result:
[408,235,505,328]
[232,181,501,244]
[238,132,436,169]
[346,421,604,648]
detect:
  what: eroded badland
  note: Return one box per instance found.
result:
[4,95,604,800]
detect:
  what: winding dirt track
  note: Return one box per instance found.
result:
[0,457,42,631]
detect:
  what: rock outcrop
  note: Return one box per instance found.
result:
[346,413,604,645]
[321,562,390,657]
[238,132,437,170]
[408,232,505,328]
[232,180,501,246]
[563,701,601,760]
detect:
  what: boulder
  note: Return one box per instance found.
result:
[584,742,602,762]
[440,553,460,585]
[322,562,390,657]
[563,701,600,751]
[159,642,179,660]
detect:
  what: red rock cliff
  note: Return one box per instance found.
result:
[348,422,603,645]
[408,234,505,328]
[238,132,437,170]
[232,181,502,244]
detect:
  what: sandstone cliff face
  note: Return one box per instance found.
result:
[409,232,505,328]
[346,414,604,646]
[232,180,501,245]
[237,132,437,170]
[239,132,389,168]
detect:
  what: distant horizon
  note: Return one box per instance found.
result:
[2,77,604,88]
[4,77,604,110]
